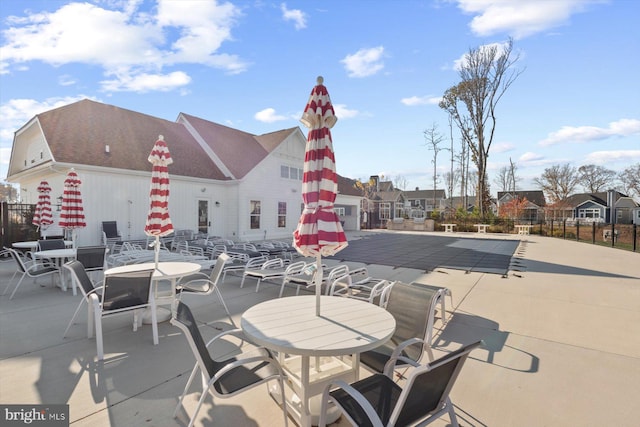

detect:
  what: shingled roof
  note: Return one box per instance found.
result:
[36,99,229,180]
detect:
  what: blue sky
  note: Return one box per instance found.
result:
[1,0,639,195]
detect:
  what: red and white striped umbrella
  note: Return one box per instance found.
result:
[293,76,348,315]
[145,135,174,264]
[32,180,53,230]
[59,169,86,232]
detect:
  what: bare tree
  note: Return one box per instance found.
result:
[392,175,408,191]
[577,164,617,193]
[619,163,640,198]
[534,163,579,203]
[424,123,446,211]
[439,38,523,217]
[494,158,520,193]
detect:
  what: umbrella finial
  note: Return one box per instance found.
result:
[158,134,164,140]
[316,76,324,85]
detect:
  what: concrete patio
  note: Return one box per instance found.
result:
[1,230,639,426]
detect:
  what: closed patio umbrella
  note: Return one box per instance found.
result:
[144,135,174,267]
[33,180,53,231]
[59,168,86,245]
[293,76,348,316]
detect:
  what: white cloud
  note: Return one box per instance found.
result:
[452,0,601,39]
[519,152,545,163]
[492,142,516,153]
[584,150,640,164]
[255,108,288,123]
[341,47,384,78]
[0,0,246,91]
[401,95,441,106]
[100,71,191,92]
[280,3,307,30]
[539,118,640,146]
[58,74,76,86]
[333,104,358,119]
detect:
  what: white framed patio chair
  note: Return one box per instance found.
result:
[220,253,264,283]
[175,253,235,326]
[277,260,308,297]
[75,246,107,294]
[4,247,59,300]
[329,267,395,305]
[170,301,288,427]
[318,341,483,427]
[292,264,348,296]
[63,260,102,338]
[240,257,286,292]
[360,281,450,374]
[66,261,157,360]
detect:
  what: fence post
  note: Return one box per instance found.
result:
[592,222,596,244]
[610,223,615,248]
[576,221,580,241]
[633,224,637,252]
[563,219,566,239]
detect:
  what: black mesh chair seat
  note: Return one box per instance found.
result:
[171,301,288,427]
[319,341,483,427]
[361,281,447,373]
[4,247,59,300]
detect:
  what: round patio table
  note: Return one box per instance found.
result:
[241,295,395,427]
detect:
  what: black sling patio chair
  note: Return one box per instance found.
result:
[318,341,483,427]
[170,301,288,427]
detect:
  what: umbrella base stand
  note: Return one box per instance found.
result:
[142,307,171,324]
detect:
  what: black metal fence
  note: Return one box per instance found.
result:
[426,218,639,253]
[1,202,38,249]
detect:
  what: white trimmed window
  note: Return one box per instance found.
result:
[578,208,600,219]
[379,203,391,220]
[250,200,261,229]
[278,202,287,228]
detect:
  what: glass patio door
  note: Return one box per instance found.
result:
[198,199,209,234]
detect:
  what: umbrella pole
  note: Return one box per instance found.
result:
[315,254,322,317]
[154,236,160,269]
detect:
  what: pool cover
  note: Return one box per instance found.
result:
[327,233,520,275]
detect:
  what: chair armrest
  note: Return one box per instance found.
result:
[321,379,384,427]
[204,328,248,348]
[383,337,425,376]
[211,354,284,385]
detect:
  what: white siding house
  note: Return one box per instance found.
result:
[6,99,360,246]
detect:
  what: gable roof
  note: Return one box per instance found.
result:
[403,188,447,200]
[497,191,546,207]
[337,175,364,197]
[34,99,229,180]
[561,191,628,208]
[178,113,297,179]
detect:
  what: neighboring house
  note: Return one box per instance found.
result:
[445,196,476,216]
[403,188,447,218]
[545,190,637,224]
[367,177,405,223]
[497,191,546,222]
[6,99,362,246]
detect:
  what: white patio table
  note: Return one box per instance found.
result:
[241,295,395,427]
[32,248,77,293]
[104,261,201,324]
